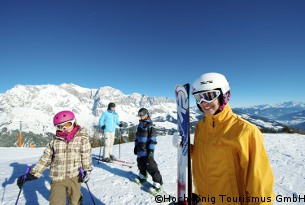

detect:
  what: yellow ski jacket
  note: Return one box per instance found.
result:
[192,104,275,205]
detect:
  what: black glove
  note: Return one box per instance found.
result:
[17,172,37,189]
[82,167,93,183]
[101,125,106,130]
[119,123,123,128]
[134,146,137,155]
[82,170,91,183]
[148,149,154,158]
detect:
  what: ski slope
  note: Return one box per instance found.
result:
[0,133,304,205]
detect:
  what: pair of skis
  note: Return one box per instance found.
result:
[133,177,161,196]
[130,171,173,202]
[94,156,135,168]
[174,84,192,205]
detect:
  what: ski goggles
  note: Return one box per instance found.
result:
[55,119,75,130]
[138,111,147,117]
[193,90,221,104]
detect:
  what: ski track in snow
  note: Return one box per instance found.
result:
[0,134,304,205]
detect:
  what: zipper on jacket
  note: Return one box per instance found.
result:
[212,117,215,127]
[112,111,115,131]
[65,143,68,179]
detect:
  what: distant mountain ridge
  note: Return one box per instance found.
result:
[275,110,305,124]
[234,102,305,130]
[234,101,305,119]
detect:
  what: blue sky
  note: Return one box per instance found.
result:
[0,0,304,107]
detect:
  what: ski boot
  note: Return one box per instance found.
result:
[134,173,147,184]
[103,157,113,163]
[149,182,162,194]
[110,155,117,161]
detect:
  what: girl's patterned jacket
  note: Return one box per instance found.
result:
[30,128,92,181]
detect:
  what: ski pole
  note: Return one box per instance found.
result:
[118,122,127,159]
[1,178,7,204]
[119,128,122,159]
[79,168,96,205]
[98,130,104,164]
[15,166,31,205]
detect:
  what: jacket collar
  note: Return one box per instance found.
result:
[139,117,152,124]
[107,109,115,113]
[204,104,233,125]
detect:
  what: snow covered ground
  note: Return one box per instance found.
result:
[0,133,304,205]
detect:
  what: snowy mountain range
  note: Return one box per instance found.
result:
[0,84,304,147]
[234,102,305,121]
[234,102,305,131]
[0,84,199,137]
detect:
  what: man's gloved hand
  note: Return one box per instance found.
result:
[17,172,38,189]
[172,132,182,147]
[82,168,93,183]
[148,150,154,158]
[119,123,123,128]
[101,125,106,130]
[134,146,137,155]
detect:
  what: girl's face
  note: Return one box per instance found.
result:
[198,98,220,116]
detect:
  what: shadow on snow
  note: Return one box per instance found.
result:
[1,162,105,205]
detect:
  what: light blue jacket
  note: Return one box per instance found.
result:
[99,110,120,133]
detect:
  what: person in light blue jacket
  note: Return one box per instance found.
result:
[99,102,122,162]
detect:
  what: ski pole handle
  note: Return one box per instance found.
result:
[21,166,31,188]
[24,166,31,179]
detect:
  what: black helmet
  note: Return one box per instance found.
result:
[138,108,149,116]
[108,102,116,109]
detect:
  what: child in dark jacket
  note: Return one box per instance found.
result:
[134,108,163,192]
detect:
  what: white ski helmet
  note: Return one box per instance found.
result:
[192,72,230,95]
[192,72,231,111]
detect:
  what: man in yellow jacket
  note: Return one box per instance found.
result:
[173,72,275,205]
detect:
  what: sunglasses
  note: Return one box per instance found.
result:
[193,90,221,104]
[55,119,75,130]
